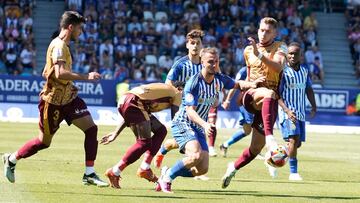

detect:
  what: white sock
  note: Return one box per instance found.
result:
[9,153,17,164]
[140,161,150,170]
[223,143,229,148]
[112,166,121,176]
[85,167,95,175]
[265,135,277,148]
[163,168,173,182]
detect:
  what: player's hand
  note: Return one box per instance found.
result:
[310,107,316,118]
[286,109,297,123]
[204,123,216,137]
[221,101,231,110]
[248,37,259,56]
[100,132,117,145]
[254,76,266,86]
[87,72,101,82]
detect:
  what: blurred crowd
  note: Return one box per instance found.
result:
[345,0,360,85]
[0,0,36,76]
[0,0,325,86]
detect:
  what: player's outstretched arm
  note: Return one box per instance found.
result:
[236,76,266,90]
[248,37,286,73]
[186,106,215,137]
[306,87,317,118]
[54,61,101,81]
[100,115,126,145]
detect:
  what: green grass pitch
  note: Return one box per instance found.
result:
[0,122,359,203]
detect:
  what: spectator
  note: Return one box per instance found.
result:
[305,45,323,67]
[5,48,17,74]
[19,44,35,72]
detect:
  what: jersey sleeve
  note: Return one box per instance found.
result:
[238,67,247,80]
[219,74,236,90]
[51,42,67,64]
[183,75,199,106]
[166,60,182,82]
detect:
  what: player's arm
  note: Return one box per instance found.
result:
[306,86,317,118]
[100,115,127,145]
[248,37,286,73]
[234,76,266,90]
[278,98,296,123]
[222,88,237,110]
[305,70,316,118]
[186,105,215,137]
[54,61,101,81]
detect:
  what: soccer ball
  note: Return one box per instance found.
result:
[266,145,289,168]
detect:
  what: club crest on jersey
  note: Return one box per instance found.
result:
[185,93,194,103]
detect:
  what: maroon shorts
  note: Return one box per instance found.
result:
[118,93,150,126]
[242,90,264,135]
[38,96,90,135]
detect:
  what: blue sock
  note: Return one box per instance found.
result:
[289,157,298,173]
[169,160,194,180]
[159,145,168,155]
[224,129,246,147]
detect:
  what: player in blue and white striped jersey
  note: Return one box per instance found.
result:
[156,47,264,193]
[278,42,316,181]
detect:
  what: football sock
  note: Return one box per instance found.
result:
[149,125,167,156]
[16,137,48,159]
[119,138,152,170]
[113,164,121,176]
[9,153,17,164]
[224,129,246,147]
[159,145,168,155]
[262,98,278,136]
[234,147,256,170]
[208,127,217,147]
[85,166,95,175]
[84,125,98,165]
[289,157,298,173]
[168,160,194,180]
[140,161,151,170]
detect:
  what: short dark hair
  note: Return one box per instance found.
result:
[186,29,204,42]
[288,42,301,48]
[60,11,86,29]
[173,81,185,88]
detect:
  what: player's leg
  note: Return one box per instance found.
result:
[244,88,278,150]
[69,97,108,187]
[138,116,167,182]
[220,107,253,157]
[154,138,179,168]
[287,120,305,181]
[157,123,201,193]
[207,106,218,157]
[222,127,264,189]
[3,99,58,183]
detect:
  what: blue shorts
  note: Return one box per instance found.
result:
[238,106,254,126]
[171,121,208,154]
[280,119,306,142]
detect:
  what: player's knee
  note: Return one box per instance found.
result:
[85,125,98,136]
[243,125,252,135]
[250,143,264,155]
[264,89,276,99]
[188,152,202,165]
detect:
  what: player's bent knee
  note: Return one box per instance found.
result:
[188,152,202,165]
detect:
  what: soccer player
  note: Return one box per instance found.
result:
[154,29,220,171]
[277,42,316,180]
[100,82,183,189]
[2,11,108,186]
[219,67,254,157]
[156,48,264,193]
[221,17,287,189]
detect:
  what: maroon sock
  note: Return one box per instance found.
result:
[16,137,48,159]
[84,125,98,166]
[208,129,217,147]
[148,125,167,157]
[120,138,152,170]
[234,147,256,170]
[262,98,277,136]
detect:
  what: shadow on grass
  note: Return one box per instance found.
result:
[177,189,360,200]
[21,189,222,200]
